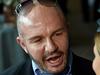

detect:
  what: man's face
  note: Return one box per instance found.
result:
[93,45,100,75]
[17,5,69,74]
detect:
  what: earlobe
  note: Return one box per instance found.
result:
[16,36,28,53]
[16,37,20,45]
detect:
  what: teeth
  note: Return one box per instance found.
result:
[45,55,63,67]
[48,56,60,61]
[48,55,62,63]
[46,53,62,61]
[49,56,60,63]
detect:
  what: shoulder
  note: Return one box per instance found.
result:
[1,56,34,75]
[1,60,26,75]
[72,53,95,75]
[72,53,92,65]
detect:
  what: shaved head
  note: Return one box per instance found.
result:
[17,3,65,36]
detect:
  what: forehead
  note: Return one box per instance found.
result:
[19,4,65,25]
[26,4,64,24]
[19,4,66,36]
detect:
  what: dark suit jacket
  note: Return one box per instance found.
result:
[1,53,95,75]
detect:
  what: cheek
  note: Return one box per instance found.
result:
[93,57,100,73]
[93,58,97,71]
[57,35,68,51]
[26,44,45,61]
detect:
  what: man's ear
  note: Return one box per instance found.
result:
[16,36,28,53]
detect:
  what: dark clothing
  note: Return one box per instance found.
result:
[72,53,95,75]
[1,53,95,75]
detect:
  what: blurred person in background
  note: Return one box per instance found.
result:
[3,5,16,27]
[93,0,100,21]
[0,5,26,71]
[0,2,5,29]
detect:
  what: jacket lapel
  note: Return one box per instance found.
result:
[18,57,34,75]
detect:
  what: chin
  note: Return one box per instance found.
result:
[46,61,66,74]
[48,68,65,74]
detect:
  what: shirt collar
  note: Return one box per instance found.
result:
[32,60,45,75]
[32,60,38,75]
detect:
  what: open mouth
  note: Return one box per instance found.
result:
[45,53,63,67]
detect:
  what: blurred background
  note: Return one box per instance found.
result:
[0,0,100,72]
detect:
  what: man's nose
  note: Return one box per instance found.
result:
[45,39,58,52]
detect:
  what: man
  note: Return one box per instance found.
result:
[2,0,95,75]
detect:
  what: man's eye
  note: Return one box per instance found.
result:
[33,38,41,43]
[55,32,63,36]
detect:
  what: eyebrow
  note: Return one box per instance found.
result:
[54,27,65,32]
[28,27,66,41]
[28,36,42,41]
